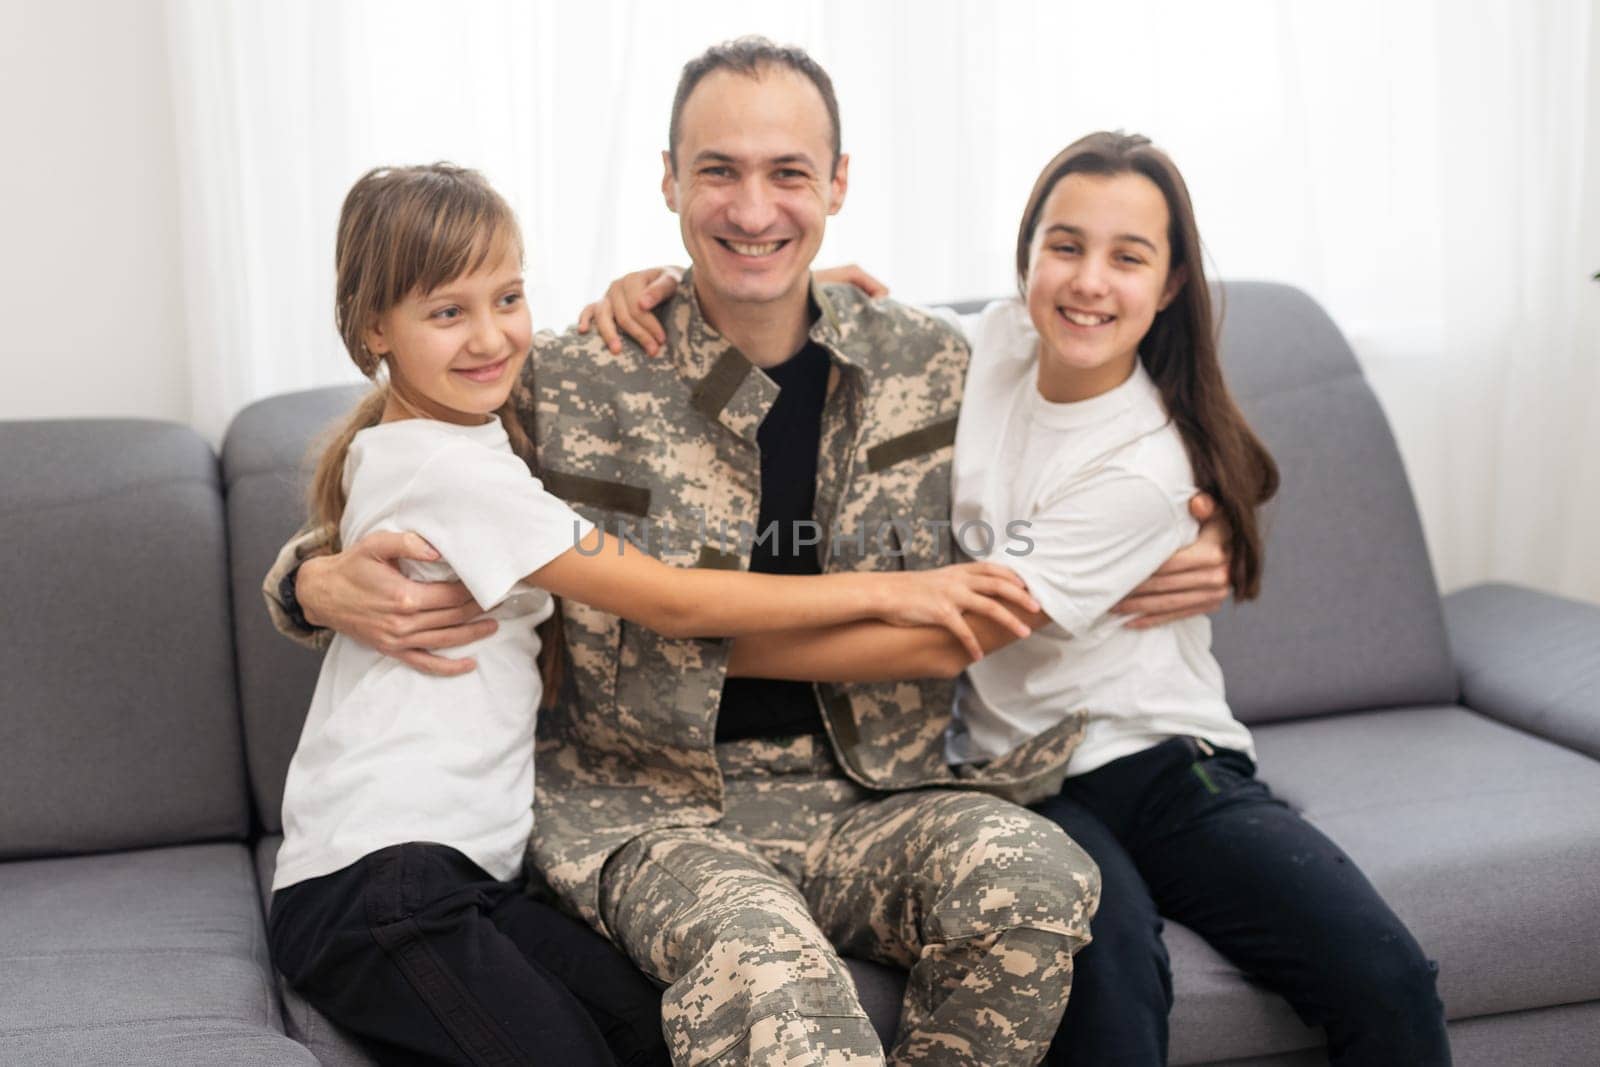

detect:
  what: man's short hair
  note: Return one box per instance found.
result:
[668,36,842,175]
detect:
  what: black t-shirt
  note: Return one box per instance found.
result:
[714,340,831,742]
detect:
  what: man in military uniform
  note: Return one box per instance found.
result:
[267,38,1230,1066]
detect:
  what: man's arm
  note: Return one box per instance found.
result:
[577,268,1234,628]
[262,524,338,652]
[262,526,497,675]
[576,264,887,356]
[726,498,1229,687]
[1111,493,1232,628]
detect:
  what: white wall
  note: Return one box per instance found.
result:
[4,4,1598,605]
[0,0,189,423]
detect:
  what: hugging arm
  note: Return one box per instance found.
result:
[727,604,1053,684]
[265,521,1039,669]
[531,527,1038,656]
[576,264,887,355]
[264,526,498,676]
[578,265,1234,625]
[730,473,1219,685]
[1111,492,1232,628]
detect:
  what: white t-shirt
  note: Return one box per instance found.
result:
[940,299,1254,776]
[272,418,592,892]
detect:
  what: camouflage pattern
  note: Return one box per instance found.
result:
[264,278,1086,912]
[601,734,1096,1066]
[262,272,1096,1063]
[601,825,883,1066]
[264,529,335,652]
[516,274,1086,926]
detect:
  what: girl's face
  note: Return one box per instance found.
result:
[1025,171,1186,403]
[364,242,531,425]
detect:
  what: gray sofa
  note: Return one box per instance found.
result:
[4,282,1598,1066]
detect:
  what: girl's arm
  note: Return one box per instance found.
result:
[726,467,1192,682]
[726,605,1053,684]
[576,264,886,356]
[529,527,1039,661]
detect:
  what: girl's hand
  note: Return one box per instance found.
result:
[813,263,889,299]
[574,263,887,357]
[576,266,682,356]
[876,562,1040,663]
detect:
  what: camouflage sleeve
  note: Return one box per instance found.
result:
[261,522,336,652]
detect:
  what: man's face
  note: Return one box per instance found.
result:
[663,66,848,314]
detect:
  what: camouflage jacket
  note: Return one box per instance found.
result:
[264,274,1084,928]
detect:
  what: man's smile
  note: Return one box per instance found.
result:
[716,237,790,258]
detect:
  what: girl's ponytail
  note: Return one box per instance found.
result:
[307,385,389,549]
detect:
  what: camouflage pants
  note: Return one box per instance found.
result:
[599,735,1100,1066]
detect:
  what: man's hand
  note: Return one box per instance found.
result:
[1112,493,1233,629]
[298,530,495,676]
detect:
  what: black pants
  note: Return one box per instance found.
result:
[268,842,670,1067]
[1036,737,1451,1066]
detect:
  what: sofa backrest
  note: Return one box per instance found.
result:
[0,420,249,858]
[223,385,364,835]
[225,283,1460,828]
[1204,282,1457,722]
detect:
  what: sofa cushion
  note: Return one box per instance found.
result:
[1,1024,317,1067]
[855,704,1600,1065]
[223,387,365,835]
[0,420,248,857]
[1165,705,1600,1064]
[251,836,378,1067]
[0,843,313,1065]
[1205,283,1458,724]
[251,697,1600,1065]
[1175,1002,1600,1067]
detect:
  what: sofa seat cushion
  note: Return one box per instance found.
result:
[252,837,380,1067]
[252,705,1600,1066]
[1167,705,1600,1064]
[0,843,314,1065]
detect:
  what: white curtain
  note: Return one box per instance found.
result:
[165,0,1599,603]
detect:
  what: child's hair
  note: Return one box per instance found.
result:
[310,163,564,700]
[1014,131,1280,600]
[311,162,531,537]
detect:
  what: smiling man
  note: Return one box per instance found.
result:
[263,38,1236,1066]
[660,54,844,367]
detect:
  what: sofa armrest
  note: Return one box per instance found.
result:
[1443,582,1600,759]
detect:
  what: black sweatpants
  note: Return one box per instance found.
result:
[268,842,671,1067]
[1036,737,1451,1066]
